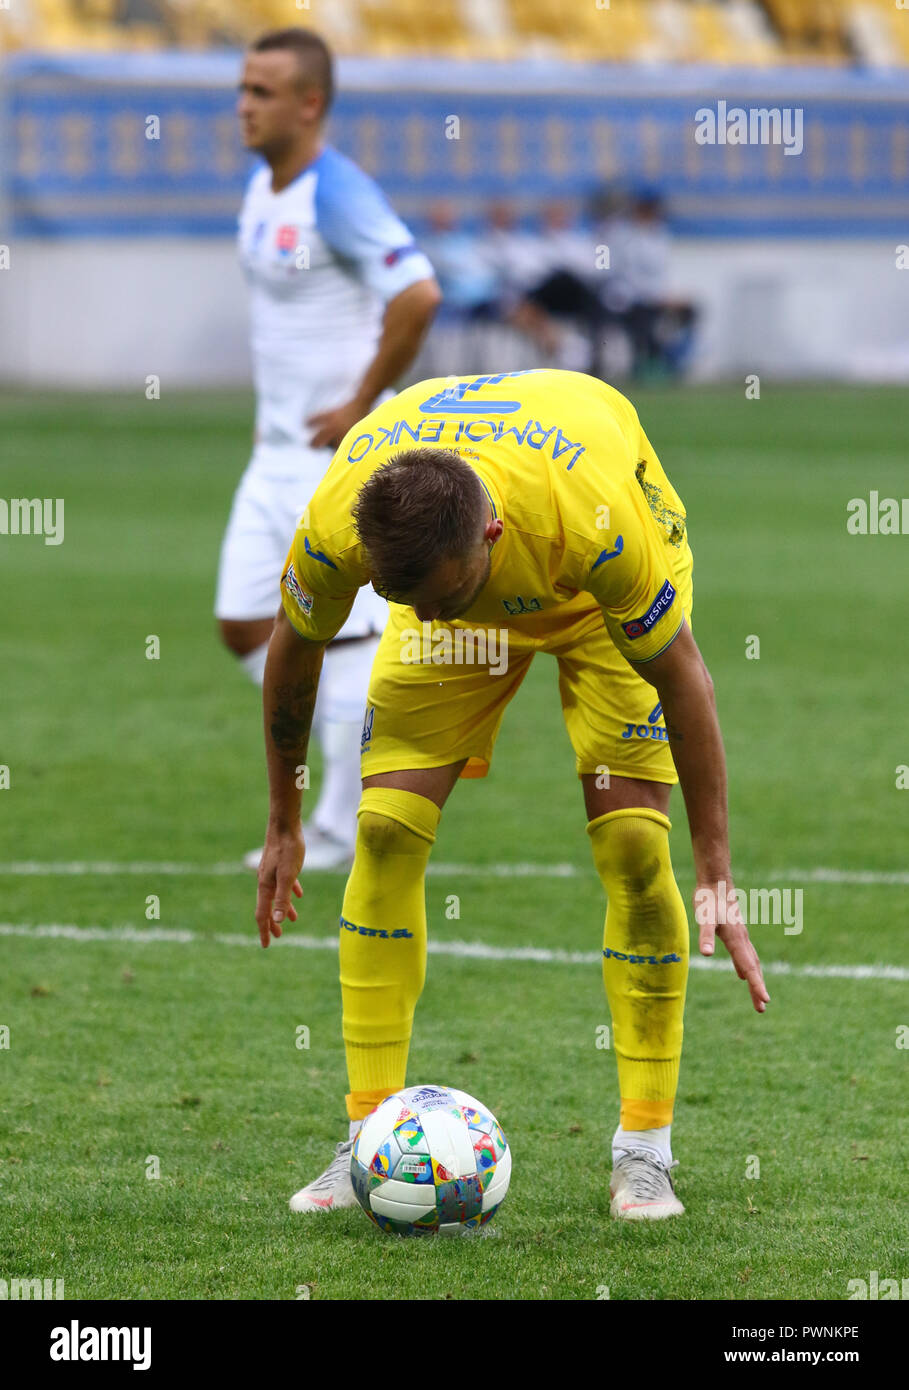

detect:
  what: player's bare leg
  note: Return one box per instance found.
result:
[299,634,382,869]
[218,615,275,681]
[289,760,465,1213]
[225,617,377,872]
[582,772,686,1219]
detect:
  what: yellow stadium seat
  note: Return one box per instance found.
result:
[12,0,884,68]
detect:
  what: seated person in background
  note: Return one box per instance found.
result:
[512,198,608,372]
[601,190,699,380]
[421,199,499,319]
[474,199,552,319]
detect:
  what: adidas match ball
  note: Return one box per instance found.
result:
[350,1084,511,1236]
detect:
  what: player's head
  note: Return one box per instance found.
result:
[353,450,503,623]
[238,28,334,155]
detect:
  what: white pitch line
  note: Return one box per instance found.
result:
[0,860,579,878]
[0,922,906,982]
[781,868,909,887]
[1,860,908,886]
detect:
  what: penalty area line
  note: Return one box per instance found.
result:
[0,923,906,982]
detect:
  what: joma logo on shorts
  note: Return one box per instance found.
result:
[621,721,669,741]
[621,701,668,742]
[340,915,413,939]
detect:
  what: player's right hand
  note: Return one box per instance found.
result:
[693,877,770,1014]
[255,823,304,948]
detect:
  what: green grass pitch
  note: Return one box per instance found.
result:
[0,383,906,1300]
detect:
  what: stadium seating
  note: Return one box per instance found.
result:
[847,0,909,67]
[2,0,906,67]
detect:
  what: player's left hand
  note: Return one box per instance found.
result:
[694,878,770,1014]
[307,397,370,450]
[255,823,305,949]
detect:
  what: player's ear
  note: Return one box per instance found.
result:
[486,517,504,545]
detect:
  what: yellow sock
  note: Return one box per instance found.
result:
[340,787,440,1122]
[587,807,689,1131]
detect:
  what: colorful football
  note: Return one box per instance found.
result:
[350,1084,511,1236]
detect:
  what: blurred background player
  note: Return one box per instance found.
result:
[215,26,441,869]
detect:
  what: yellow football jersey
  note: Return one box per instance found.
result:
[280,369,692,663]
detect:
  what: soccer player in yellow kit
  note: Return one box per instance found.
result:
[254,368,769,1219]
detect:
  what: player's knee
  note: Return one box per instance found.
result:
[218,618,267,657]
[355,809,429,861]
[355,811,439,861]
[590,813,668,896]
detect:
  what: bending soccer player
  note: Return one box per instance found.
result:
[215,26,440,869]
[254,368,769,1219]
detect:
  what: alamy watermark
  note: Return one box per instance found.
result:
[0,498,64,545]
[0,1276,65,1299]
[50,1321,151,1370]
[847,1270,908,1299]
[695,101,803,157]
[399,621,509,676]
[846,491,909,535]
[695,879,803,935]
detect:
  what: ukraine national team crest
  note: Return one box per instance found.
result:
[361,704,375,752]
[275,224,298,257]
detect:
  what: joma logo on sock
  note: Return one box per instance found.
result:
[339,915,413,939]
[603,948,682,964]
[50,1321,151,1370]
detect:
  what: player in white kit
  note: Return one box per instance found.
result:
[216,28,441,869]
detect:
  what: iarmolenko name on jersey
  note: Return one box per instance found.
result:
[345,417,587,470]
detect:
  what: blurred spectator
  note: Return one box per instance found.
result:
[419,188,699,382]
[421,199,499,318]
[512,199,606,371]
[535,199,595,282]
[474,200,551,312]
[597,189,698,378]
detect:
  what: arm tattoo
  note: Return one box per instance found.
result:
[665,720,685,743]
[270,679,319,766]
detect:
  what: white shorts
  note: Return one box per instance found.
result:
[316,634,382,727]
[215,443,386,640]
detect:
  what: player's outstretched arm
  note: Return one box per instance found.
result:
[255,609,326,948]
[630,620,770,1014]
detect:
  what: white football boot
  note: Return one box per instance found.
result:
[289,1127,361,1214]
[298,823,355,872]
[609,1150,685,1220]
[243,824,353,874]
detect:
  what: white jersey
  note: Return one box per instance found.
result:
[237,145,434,451]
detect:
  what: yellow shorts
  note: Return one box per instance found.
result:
[361,575,692,786]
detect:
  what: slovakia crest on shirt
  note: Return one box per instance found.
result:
[384,244,418,267]
[275,224,298,257]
